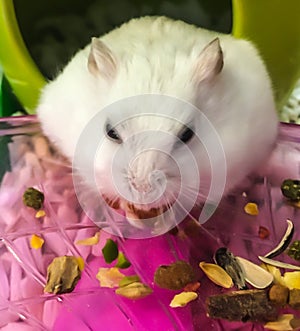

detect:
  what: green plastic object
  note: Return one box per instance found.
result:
[0,68,22,117]
[0,0,45,114]
[232,0,300,111]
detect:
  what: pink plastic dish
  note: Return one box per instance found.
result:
[0,116,300,331]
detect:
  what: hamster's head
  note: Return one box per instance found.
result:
[38,36,226,233]
[86,38,224,228]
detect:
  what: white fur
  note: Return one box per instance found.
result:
[37,16,278,215]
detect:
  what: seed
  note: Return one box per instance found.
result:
[264,314,298,331]
[115,282,152,299]
[236,256,273,289]
[199,262,233,288]
[264,219,294,259]
[214,247,246,289]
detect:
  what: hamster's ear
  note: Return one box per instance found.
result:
[193,38,223,83]
[88,38,117,79]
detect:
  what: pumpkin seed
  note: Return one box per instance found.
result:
[170,291,198,308]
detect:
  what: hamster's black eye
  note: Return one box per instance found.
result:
[105,123,122,143]
[178,126,194,143]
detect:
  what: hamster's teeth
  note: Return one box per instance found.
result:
[102,195,120,209]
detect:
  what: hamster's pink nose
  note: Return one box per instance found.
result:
[128,169,166,195]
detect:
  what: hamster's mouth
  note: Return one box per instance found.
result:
[103,195,172,220]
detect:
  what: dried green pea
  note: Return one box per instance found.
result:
[102,239,119,263]
[22,187,44,210]
[119,275,140,287]
[115,252,131,269]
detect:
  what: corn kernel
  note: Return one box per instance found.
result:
[35,210,46,218]
[30,234,44,249]
[244,202,259,216]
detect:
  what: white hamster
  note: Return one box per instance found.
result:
[37,16,278,227]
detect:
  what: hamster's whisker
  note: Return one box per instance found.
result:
[170,192,220,243]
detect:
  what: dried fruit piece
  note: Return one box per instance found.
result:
[244,202,259,215]
[102,239,118,263]
[75,256,85,271]
[261,264,285,285]
[214,247,246,289]
[259,226,270,239]
[154,261,195,290]
[206,289,278,323]
[30,234,44,249]
[75,232,100,246]
[35,210,46,218]
[236,256,273,289]
[283,271,300,289]
[264,219,294,259]
[115,252,131,269]
[199,262,233,288]
[287,240,300,261]
[23,187,44,210]
[281,179,300,201]
[115,282,152,299]
[170,291,198,308]
[96,267,125,288]
[265,314,300,331]
[119,275,140,287]
[183,281,201,292]
[288,289,300,309]
[44,256,81,294]
[268,284,289,307]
